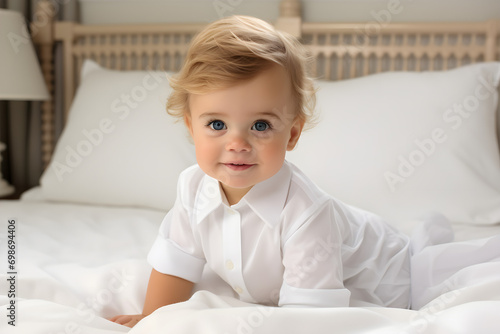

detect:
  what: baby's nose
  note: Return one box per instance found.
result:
[225,132,251,152]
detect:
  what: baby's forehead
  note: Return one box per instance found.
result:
[190,69,296,116]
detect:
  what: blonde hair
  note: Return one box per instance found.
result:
[167,15,317,129]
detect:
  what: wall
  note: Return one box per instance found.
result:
[78,0,500,25]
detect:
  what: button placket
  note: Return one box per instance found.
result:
[222,206,253,301]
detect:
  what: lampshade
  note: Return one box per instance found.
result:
[0,8,49,100]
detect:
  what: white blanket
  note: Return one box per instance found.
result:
[1,200,500,333]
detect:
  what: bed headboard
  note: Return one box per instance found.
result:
[32,0,500,168]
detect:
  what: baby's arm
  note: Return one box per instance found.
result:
[109,268,194,327]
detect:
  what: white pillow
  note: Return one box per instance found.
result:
[40,60,196,211]
[287,62,500,225]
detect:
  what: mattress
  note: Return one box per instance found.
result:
[1,191,499,333]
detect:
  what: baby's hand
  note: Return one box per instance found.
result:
[109,314,145,328]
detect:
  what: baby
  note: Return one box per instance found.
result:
[111,15,410,327]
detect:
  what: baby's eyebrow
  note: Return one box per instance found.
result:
[199,110,284,121]
[256,111,283,121]
[199,112,224,119]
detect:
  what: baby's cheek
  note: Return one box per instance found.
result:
[195,141,215,163]
[253,133,274,146]
[259,139,287,159]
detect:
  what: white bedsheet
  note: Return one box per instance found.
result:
[1,199,500,333]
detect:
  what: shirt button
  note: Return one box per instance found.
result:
[234,286,244,294]
[225,260,234,270]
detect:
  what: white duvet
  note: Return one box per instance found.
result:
[1,199,500,334]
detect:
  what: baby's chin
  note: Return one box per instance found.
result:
[217,178,256,191]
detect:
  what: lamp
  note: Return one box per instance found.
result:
[0,8,50,196]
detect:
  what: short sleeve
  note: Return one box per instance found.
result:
[279,200,351,307]
[147,172,206,283]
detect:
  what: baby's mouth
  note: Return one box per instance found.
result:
[224,163,254,171]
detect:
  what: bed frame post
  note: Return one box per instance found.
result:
[485,19,500,62]
[275,0,302,38]
[54,21,76,121]
[32,0,56,168]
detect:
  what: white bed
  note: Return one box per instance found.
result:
[2,0,500,332]
[2,198,500,333]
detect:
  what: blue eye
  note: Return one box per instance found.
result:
[209,120,226,131]
[252,121,270,132]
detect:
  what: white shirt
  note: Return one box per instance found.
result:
[148,161,411,308]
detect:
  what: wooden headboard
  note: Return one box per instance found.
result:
[32,0,500,168]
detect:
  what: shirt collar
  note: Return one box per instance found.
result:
[194,161,292,229]
[193,175,224,225]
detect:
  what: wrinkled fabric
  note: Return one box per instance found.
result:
[148,161,411,308]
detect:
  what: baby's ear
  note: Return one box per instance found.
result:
[287,118,304,151]
[184,113,193,137]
